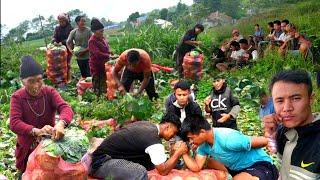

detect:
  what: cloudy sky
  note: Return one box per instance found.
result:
[1,0,193,30]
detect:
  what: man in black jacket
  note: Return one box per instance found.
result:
[166,80,202,123]
[264,70,320,179]
[204,75,240,130]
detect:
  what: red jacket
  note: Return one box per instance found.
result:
[9,86,73,172]
[88,34,110,76]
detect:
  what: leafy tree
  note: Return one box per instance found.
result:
[127,12,140,22]
[101,18,114,26]
[5,20,30,42]
[31,15,45,32]
[221,0,244,19]
[159,8,169,20]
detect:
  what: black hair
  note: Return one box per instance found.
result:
[180,115,211,141]
[269,70,312,96]
[194,24,204,32]
[281,19,290,25]
[160,112,181,130]
[259,90,267,97]
[268,22,274,27]
[75,15,85,24]
[255,24,259,27]
[239,38,248,45]
[174,80,190,91]
[273,20,281,26]
[230,41,240,48]
[127,50,140,64]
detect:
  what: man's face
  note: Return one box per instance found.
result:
[213,79,225,91]
[195,28,202,35]
[187,131,205,148]
[272,81,313,128]
[175,88,190,107]
[281,22,287,32]
[274,23,281,31]
[239,43,248,50]
[22,75,43,96]
[162,123,178,141]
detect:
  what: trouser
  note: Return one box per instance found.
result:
[66,51,72,82]
[120,68,159,100]
[90,158,148,180]
[77,59,91,78]
[92,72,106,97]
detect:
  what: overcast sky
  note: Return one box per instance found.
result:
[1,0,193,30]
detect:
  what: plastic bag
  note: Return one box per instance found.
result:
[46,47,68,85]
[22,142,87,180]
[182,53,204,80]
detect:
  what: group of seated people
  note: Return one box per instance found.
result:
[213,19,313,72]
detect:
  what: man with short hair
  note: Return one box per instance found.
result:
[89,113,188,179]
[278,19,290,42]
[113,48,158,100]
[166,80,202,123]
[272,20,283,40]
[180,115,278,180]
[264,70,320,179]
[239,38,258,62]
[259,91,275,119]
[204,75,240,130]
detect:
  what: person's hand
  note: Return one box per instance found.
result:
[174,141,189,155]
[32,125,54,136]
[204,96,211,106]
[52,121,65,140]
[263,114,280,138]
[196,41,202,46]
[217,113,231,123]
[118,85,126,95]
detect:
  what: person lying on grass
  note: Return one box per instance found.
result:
[179,114,279,180]
[89,113,188,180]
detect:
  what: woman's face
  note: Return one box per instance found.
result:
[58,18,67,27]
[22,75,43,96]
[78,17,86,28]
[94,29,104,38]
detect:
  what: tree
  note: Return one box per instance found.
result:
[101,18,114,26]
[5,20,30,42]
[221,0,244,19]
[31,15,45,32]
[159,8,168,20]
[127,12,140,22]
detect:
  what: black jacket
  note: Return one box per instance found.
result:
[276,114,320,179]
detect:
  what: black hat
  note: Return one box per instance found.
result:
[91,19,104,32]
[20,56,43,79]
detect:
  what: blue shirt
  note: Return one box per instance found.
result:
[259,98,275,119]
[197,128,272,171]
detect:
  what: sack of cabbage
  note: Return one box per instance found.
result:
[47,43,67,51]
[42,127,89,163]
